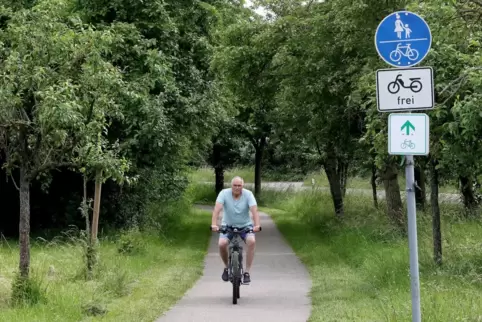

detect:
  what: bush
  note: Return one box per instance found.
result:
[101,268,133,297]
[101,167,191,233]
[117,227,147,255]
[185,182,217,205]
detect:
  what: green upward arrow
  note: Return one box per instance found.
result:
[401,120,415,135]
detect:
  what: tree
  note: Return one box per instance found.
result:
[75,0,229,224]
[211,18,280,196]
[207,119,244,194]
[0,0,128,287]
[273,0,407,218]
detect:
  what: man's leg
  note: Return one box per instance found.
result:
[219,235,230,281]
[243,234,255,283]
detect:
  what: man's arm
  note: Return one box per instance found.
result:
[212,190,224,229]
[250,205,261,228]
[212,202,223,227]
[248,191,261,231]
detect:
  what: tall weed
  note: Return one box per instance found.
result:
[185,182,217,205]
[268,190,482,321]
[10,273,48,307]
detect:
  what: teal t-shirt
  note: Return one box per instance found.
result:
[216,188,257,227]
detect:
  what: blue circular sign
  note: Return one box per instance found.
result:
[375,11,432,68]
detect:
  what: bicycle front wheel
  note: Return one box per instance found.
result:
[233,276,240,303]
[231,251,240,304]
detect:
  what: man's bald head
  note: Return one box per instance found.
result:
[231,176,244,196]
[231,176,244,185]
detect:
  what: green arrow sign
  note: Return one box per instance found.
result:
[401,120,415,135]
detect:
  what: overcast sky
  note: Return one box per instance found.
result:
[244,0,268,16]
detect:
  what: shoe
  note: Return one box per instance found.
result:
[243,272,251,284]
[222,268,228,282]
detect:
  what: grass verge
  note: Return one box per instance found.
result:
[262,191,482,321]
[189,166,305,183]
[189,166,461,194]
[0,208,211,322]
[189,166,256,183]
[186,181,298,208]
[302,171,460,194]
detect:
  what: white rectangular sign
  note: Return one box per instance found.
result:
[376,67,434,112]
[388,113,429,155]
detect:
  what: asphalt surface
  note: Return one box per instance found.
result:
[155,206,312,322]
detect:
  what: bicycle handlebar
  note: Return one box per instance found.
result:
[210,225,262,234]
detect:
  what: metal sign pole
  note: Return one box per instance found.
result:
[405,154,421,322]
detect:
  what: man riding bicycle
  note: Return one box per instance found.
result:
[211,176,261,284]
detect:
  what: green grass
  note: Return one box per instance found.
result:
[262,191,482,321]
[189,166,461,194]
[186,181,217,205]
[189,166,256,183]
[0,208,211,322]
[303,171,460,194]
[187,181,299,209]
[189,165,306,183]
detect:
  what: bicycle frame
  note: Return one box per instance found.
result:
[221,226,250,282]
[211,225,261,304]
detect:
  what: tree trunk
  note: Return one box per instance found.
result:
[82,176,90,237]
[381,163,404,230]
[430,159,442,266]
[254,137,266,197]
[91,170,102,242]
[339,161,349,197]
[371,165,378,209]
[19,166,30,279]
[459,175,477,213]
[415,165,426,211]
[215,166,224,195]
[81,175,96,279]
[324,156,344,217]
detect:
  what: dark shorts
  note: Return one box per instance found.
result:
[219,225,255,241]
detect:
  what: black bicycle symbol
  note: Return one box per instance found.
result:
[387,74,423,94]
[400,139,415,149]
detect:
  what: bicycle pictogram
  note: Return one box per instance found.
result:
[400,139,416,149]
[389,43,419,63]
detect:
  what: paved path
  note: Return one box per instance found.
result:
[155,206,312,322]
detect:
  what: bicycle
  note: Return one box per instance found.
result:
[389,43,419,62]
[211,225,262,304]
[401,139,415,149]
